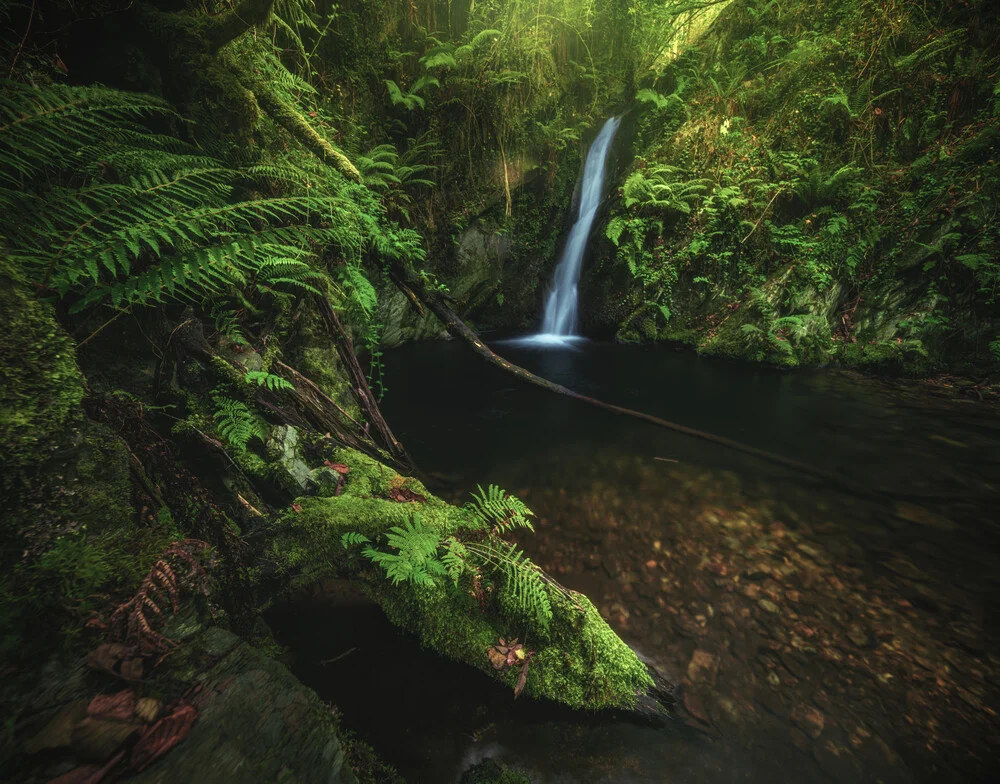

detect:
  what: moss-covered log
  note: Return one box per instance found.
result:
[267,447,667,714]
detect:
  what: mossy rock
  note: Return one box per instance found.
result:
[0,257,178,660]
[267,448,658,713]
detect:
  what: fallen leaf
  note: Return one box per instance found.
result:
[514,662,529,698]
[26,700,89,753]
[130,702,198,773]
[487,648,507,670]
[135,698,162,724]
[323,461,350,474]
[86,644,144,682]
[46,749,125,784]
[87,690,136,723]
[387,487,426,503]
[72,717,141,761]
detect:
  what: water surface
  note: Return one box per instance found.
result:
[271,341,1000,783]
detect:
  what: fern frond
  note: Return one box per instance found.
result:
[466,484,535,535]
[341,532,371,549]
[0,83,172,184]
[212,395,266,451]
[467,540,552,630]
[244,371,294,391]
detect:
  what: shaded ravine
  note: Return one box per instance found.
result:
[273,342,999,783]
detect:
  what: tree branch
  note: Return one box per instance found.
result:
[313,293,413,471]
[250,80,362,182]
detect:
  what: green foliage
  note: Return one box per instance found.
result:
[341,532,371,548]
[0,83,172,185]
[465,484,535,535]
[212,394,267,451]
[0,82,422,324]
[362,515,445,587]
[34,533,112,604]
[606,0,1000,370]
[622,165,709,214]
[244,371,294,391]
[469,539,553,631]
[385,79,427,111]
[349,483,553,630]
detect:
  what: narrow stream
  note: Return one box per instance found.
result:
[270,342,1000,783]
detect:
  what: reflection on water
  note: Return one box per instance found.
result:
[273,341,1000,783]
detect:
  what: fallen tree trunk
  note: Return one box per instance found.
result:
[387,260,875,498]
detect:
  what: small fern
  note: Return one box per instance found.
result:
[212,394,267,451]
[441,537,470,587]
[355,490,558,630]
[466,540,552,630]
[341,532,371,549]
[465,484,535,535]
[362,515,445,587]
[244,371,294,391]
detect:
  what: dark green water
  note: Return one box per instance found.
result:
[269,340,1000,783]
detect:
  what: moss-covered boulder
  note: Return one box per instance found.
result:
[267,447,662,713]
[0,258,169,659]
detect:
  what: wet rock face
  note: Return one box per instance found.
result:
[131,627,356,784]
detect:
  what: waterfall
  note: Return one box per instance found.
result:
[537,116,621,340]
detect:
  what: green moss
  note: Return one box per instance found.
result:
[289,302,361,419]
[0,259,192,659]
[267,447,653,711]
[0,257,85,488]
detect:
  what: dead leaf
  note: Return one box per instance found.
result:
[46,750,125,784]
[387,487,426,504]
[86,643,143,681]
[291,503,303,513]
[514,661,530,699]
[87,690,136,723]
[323,461,350,474]
[120,658,145,682]
[135,698,162,723]
[130,702,198,773]
[487,648,507,670]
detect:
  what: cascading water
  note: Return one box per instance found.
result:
[518,116,620,346]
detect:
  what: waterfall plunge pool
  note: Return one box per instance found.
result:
[268,341,1000,783]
